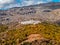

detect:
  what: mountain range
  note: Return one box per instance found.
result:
[0,2,60,25]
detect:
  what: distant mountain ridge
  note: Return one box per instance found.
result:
[0,2,60,25]
[6,2,60,10]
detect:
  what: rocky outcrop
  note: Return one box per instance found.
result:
[20,34,56,45]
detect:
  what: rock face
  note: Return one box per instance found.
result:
[20,34,56,45]
[24,34,44,42]
[0,2,60,25]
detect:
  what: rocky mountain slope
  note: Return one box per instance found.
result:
[0,2,60,45]
[0,2,60,25]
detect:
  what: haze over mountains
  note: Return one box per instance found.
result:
[0,2,60,25]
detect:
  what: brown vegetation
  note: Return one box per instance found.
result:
[0,22,60,45]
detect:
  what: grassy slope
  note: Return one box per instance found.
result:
[0,22,60,45]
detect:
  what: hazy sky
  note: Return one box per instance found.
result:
[0,0,60,10]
